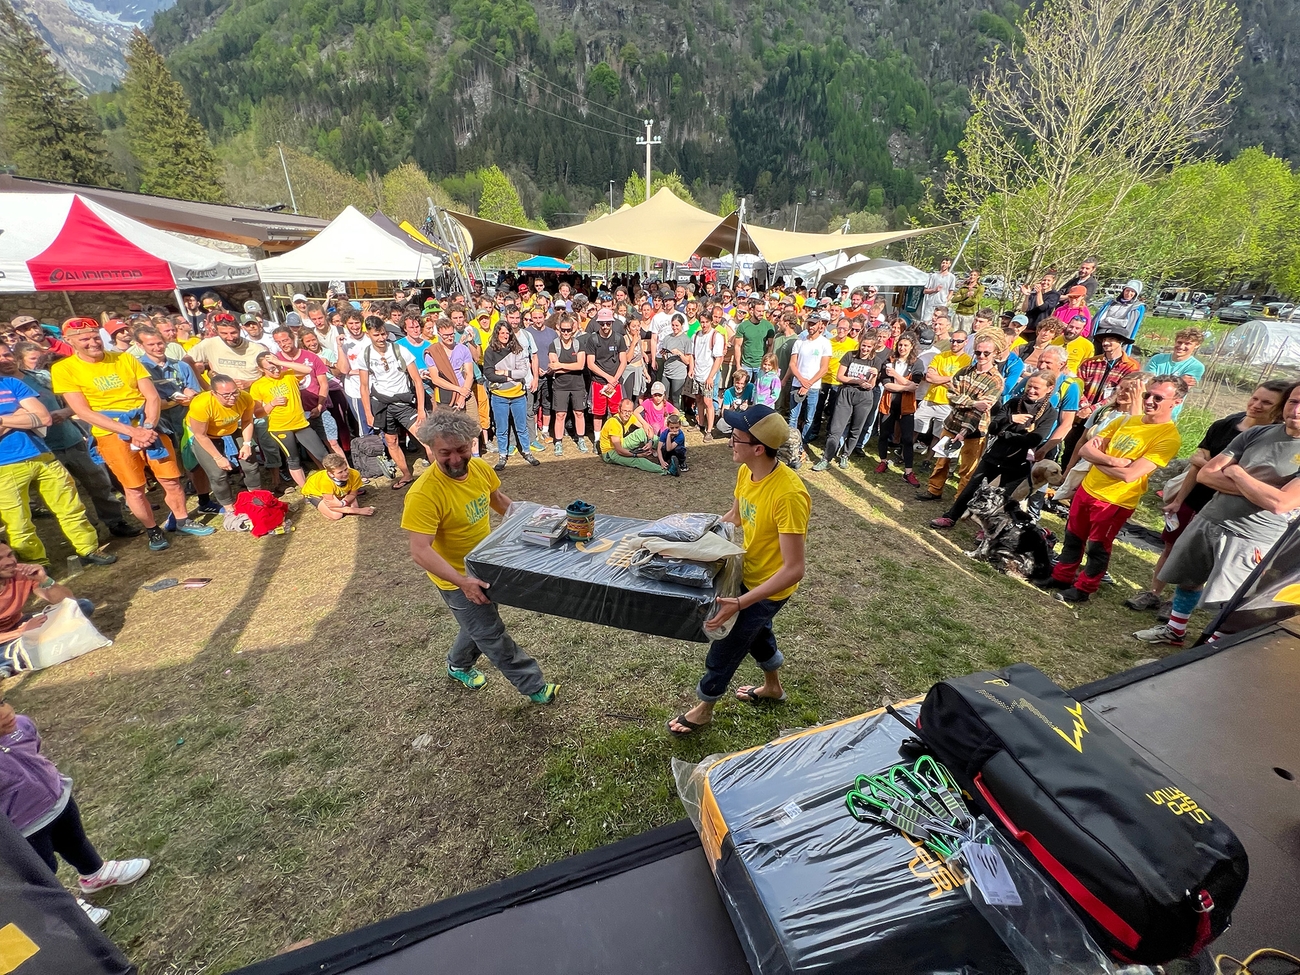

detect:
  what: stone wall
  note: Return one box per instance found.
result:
[0,284,270,326]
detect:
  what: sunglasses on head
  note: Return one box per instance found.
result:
[211,313,236,324]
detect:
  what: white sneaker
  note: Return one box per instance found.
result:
[1132,623,1185,647]
[78,898,110,925]
[79,858,151,894]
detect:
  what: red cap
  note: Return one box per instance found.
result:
[105,319,131,336]
[518,284,530,293]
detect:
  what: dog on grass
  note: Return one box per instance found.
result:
[964,476,1054,581]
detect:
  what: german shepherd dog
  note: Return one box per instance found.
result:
[963,477,1054,581]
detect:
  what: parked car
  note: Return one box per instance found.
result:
[980,275,1006,299]
[1153,300,1197,319]
[1262,301,1296,319]
[1216,300,1264,324]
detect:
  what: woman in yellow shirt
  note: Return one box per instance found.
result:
[250,352,330,488]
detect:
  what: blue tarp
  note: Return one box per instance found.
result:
[517,256,573,271]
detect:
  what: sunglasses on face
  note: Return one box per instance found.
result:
[972,350,993,357]
[1143,393,1167,402]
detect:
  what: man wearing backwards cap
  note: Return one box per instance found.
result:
[51,318,215,553]
[668,404,810,736]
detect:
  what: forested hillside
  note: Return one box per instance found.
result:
[144,0,1019,221]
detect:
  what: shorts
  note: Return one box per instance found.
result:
[591,381,623,417]
[688,375,719,401]
[552,385,585,414]
[371,396,419,435]
[913,400,952,434]
[93,431,182,491]
[1158,516,1271,607]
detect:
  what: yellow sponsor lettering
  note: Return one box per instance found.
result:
[1146,786,1212,825]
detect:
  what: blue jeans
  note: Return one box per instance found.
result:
[491,394,531,454]
[697,595,788,701]
[788,387,820,443]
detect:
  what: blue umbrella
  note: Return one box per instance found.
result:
[517,256,573,271]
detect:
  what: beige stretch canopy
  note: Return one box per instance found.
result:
[445,188,953,265]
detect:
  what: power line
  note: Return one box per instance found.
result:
[450,28,648,125]
[452,70,639,138]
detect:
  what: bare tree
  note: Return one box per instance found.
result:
[946,0,1241,282]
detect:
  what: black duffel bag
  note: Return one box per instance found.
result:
[917,663,1248,965]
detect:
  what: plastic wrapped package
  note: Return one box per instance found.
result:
[638,512,722,542]
[955,823,1154,975]
[673,704,1021,975]
[465,502,742,643]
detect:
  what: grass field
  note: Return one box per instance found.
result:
[5,436,1195,974]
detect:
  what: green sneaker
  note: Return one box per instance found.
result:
[447,666,487,690]
[527,683,559,704]
[811,458,829,471]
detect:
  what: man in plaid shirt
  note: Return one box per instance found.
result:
[922,333,1005,501]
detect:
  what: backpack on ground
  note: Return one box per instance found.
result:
[351,434,398,480]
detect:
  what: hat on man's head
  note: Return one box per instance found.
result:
[804,297,819,309]
[1011,313,1030,327]
[244,300,263,315]
[105,319,131,336]
[291,293,307,304]
[917,326,936,346]
[817,310,832,321]
[10,315,38,329]
[518,284,530,293]
[476,308,491,319]
[722,404,790,450]
[240,314,257,325]
[596,307,615,322]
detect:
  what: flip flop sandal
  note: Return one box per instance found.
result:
[666,713,709,736]
[390,478,413,491]
[736,686,788,706]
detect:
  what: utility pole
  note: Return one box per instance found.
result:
[276,142,298,215]
[636,119,661,277]
[608,180,615,212]
[792,202,801,233]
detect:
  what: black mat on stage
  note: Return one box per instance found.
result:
[234,623,1300,975]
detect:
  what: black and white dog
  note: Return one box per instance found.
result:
[963,476,1054,581]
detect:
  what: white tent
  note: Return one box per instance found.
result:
[786,251,867,283]
[0,192,257,292]
[709,254,764,281]
[1220,319,1300,367]
[257,206,440,283]
[822,257,930,290]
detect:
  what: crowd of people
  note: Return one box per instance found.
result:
[0,260,1296,928]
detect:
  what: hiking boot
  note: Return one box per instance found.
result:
[494,456,507,472]
[1037,576,1072,590]
[874,461,889,474]
[447,665,487,689]
[79,551,118,567]
[108,522,142,538]
[146,528,169,552]
[577,439,590,453]
[811,458,829,471]
[528,683,559,704]
[79,858,150,894]
[930,516,955,529]
[915,491,943,501]
[1133,623,1184,647]
[903,472,920,487]
[175,521,216,537]
[1125,591,1161,611]
[1054,587,1089,603]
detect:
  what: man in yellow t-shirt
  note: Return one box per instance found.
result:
[402,408,557,703]
[668,405,810,736]
[51,317,211,551]
[915,329,971,468]
[1043,375,1184,603]
[1051,316,1094,376]
[185,377,261,510]
[599,398,661,473]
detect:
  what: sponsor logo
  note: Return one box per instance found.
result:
[1146,786,1212,824]
[976,689,1092,753]
[48,268,144,284]
[905,835,967,899]
[182,267,223,281]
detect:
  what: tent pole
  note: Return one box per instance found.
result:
[63,292,77,317]
[730,198,746,290]
[952,216,980,271]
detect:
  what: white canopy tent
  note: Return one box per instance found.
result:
[256,206,440,283]
[1220,320,1300,368]
[822,257,930,290]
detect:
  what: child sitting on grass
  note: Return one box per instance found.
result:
[658,413,688,476]
[300,453,376,520]
[0,697,150,926]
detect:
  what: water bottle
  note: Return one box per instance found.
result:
[65,554,82,579]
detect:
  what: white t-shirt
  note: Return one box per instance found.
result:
[359,343,415,398]
[340,333,371,398]
[652,312,674,342]
[791,335,834,390]
[922,271,957,319]
[691,329,725,381]
[916,345,939,401]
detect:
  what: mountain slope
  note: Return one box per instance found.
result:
[10,0,172,88]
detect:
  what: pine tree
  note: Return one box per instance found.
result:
[0,0,114,185]
[121,30,224,202]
